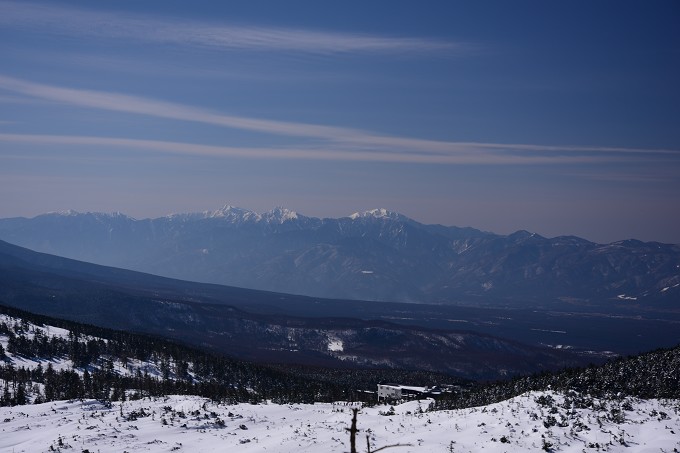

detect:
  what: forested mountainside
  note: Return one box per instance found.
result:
[435,343,680,410]
[1,207,678,306]
[0,304,464,407]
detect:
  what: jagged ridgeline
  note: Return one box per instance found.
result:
[0,304,463,407]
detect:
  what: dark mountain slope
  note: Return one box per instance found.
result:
[0,239,583,380]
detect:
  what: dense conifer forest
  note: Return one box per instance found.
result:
[434,345,680,410]
[2,302,679,412]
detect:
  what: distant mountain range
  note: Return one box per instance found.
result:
[0,206,678,307]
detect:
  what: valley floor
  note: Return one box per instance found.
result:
[0,392,678,452]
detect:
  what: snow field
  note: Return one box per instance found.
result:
[0,391,678,452]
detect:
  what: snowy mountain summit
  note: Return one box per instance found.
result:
[46,210,135,221]
[172,205,411,225]
[349,208,411,222]
[196,205,301,224]
[204,205,261,223]
[261,206,300,224]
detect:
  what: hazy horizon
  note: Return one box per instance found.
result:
[1,1,679,244]
[2,203,678,246]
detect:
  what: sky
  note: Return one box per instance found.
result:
[1,0,679,244]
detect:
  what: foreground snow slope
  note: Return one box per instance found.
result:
[1,392,678,452]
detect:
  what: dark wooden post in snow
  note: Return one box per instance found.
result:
[346,407,359,453]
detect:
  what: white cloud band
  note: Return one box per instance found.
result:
[0,1,461,56]
[0,75,677,164]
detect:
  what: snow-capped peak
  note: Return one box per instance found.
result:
[165,205,259,223]
[208,205,258,220]
[349,208,408,222]
[181,205,302,224]
[43,210,134,220]
[46,209,80,216]
[262,207,299,223]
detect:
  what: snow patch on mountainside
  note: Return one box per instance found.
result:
[327,336,344,352]
[0,314,179,381]
[262,206,299,223]
[661,283,680,293]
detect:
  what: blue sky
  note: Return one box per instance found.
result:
[1,0,679,243]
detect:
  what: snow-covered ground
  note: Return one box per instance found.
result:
[0,392,678,452]
[2,313,680,451]
[0,313,175,380]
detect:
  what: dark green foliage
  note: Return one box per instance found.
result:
[433,343,680,410]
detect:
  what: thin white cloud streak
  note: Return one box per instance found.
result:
[0,74,363,141]
[0,1,461,55]
[1,75,678,162]
[0,133,625,165]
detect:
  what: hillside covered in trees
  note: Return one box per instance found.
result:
[434,344,680,411]
[2,302,680,411]
[0,304,461,407]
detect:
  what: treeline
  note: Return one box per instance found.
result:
[433,344,680,410]
[0,361,341,407]
[269,363,469,392]
[0,304,360,407]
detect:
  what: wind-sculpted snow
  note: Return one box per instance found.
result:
[0,392,677,452]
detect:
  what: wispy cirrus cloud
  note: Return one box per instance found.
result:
[0,133,624,165]
[1,74,678,165]
[0,74,365,141]
[0,1,462,56]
